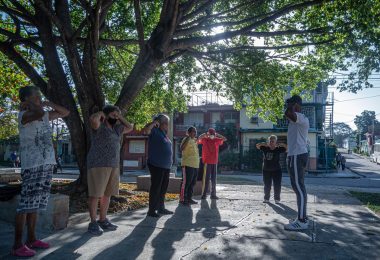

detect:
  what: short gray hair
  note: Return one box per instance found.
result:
[155,114,169,124]
[268,135,277,142]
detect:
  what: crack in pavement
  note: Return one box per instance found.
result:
[180,210,255,259]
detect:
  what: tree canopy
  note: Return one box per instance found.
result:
[1,0,380,180]
[354,110,380,137]
[332,122,352,148]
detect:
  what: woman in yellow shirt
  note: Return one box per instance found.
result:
[180,126,200,205]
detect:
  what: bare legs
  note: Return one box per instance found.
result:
[13,212,38,249]
[88,196,111,222]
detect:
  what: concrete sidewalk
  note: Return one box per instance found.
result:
[1,184,380,259]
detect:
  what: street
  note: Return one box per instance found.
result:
[54,152,380,191]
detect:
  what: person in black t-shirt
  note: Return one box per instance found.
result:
[256,135,287,203]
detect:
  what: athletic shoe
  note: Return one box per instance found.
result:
[201,195,207,200]
[179,201,189,205]
[284,219,309,231]
[27,239,50,249]
[11,245,36,257]
[210,195,219,200]
[88,221,104,235]
[147,212,160,218]
[158,209,173,215]
[98,218,118,231]
[188,199,198,204]
[275,200,280,204]
[263,199,269,203]
[288,217,309,224]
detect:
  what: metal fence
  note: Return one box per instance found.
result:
[218,143,338,173]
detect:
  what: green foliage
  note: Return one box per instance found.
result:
[354,110,380,137]
[218,152,240,170]
[332,122,352,147]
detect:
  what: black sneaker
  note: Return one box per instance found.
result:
[147,212,160,218]
[179,201,189,206]
[201,195,207,200]
[88,221,104,235]
[210,196,219,200]
[97,218,118,231]
[158,209,173,215]
[188,199,198,205]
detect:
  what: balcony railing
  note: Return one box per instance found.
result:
[175,122,238,133]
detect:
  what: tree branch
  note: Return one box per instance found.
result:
[171,0,324,51]
[133,0,145,52]
[0,41,47,93]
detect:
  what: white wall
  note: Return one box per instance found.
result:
[239,108,274,130]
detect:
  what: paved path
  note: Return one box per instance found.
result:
[1,184,379,260]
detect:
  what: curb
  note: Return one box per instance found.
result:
[346,166,367,178]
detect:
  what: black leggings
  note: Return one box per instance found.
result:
[263,170,282,201]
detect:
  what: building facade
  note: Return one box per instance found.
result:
[239,85,334,172]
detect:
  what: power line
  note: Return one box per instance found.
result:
[334,94,380,103]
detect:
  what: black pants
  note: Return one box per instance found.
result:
[263,170,282,201]
[180,166,198,202]
[202,164,217,197]
[287,153,308,221]
[341,163,346,171]
[148,164,170,213]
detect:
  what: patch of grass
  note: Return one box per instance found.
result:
[350,191,380,215]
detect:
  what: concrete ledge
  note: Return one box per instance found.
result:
[137,175,202,195]
[0,193,69,232]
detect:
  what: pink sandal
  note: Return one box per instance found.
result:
[11,245,36,257]
[27,239,50,249]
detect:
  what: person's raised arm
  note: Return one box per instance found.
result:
[180,136,191,151]
[20,101,45,125]
[142,120,159,135]
[89,111,105,130]
[44,101,70,121]
[278,143,288,152]
[216,133,227,142]
[115,112,134,134]
[256,142,267,150]
[285,102,297,123]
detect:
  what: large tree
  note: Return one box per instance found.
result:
[1,0,380,186]
[354,110,380,138]
[332,122,352,148]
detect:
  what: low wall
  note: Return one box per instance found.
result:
[0,193,69,232]
[137,175,202,195]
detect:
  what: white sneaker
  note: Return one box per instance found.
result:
[263,199,269,203]
[284,219,309,231]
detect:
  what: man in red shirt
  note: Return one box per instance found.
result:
[197,128,227,199]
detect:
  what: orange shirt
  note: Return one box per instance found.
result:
[198,137,224,164]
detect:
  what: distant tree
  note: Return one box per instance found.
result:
[354,110,380,138]
[332,122,352,148]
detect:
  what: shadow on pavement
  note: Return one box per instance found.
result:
[93,216,159,260]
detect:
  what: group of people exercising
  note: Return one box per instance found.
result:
[12,85,310,257]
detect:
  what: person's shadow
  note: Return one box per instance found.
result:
[93,216,159,260]
[195,199,233,239]
[151,204,193,260]
[266,202,298,220]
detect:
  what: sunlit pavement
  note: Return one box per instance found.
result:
[1,183,379,259]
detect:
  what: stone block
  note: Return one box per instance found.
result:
[0,193,69,232]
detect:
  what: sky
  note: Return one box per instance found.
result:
[331,79,380,130]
